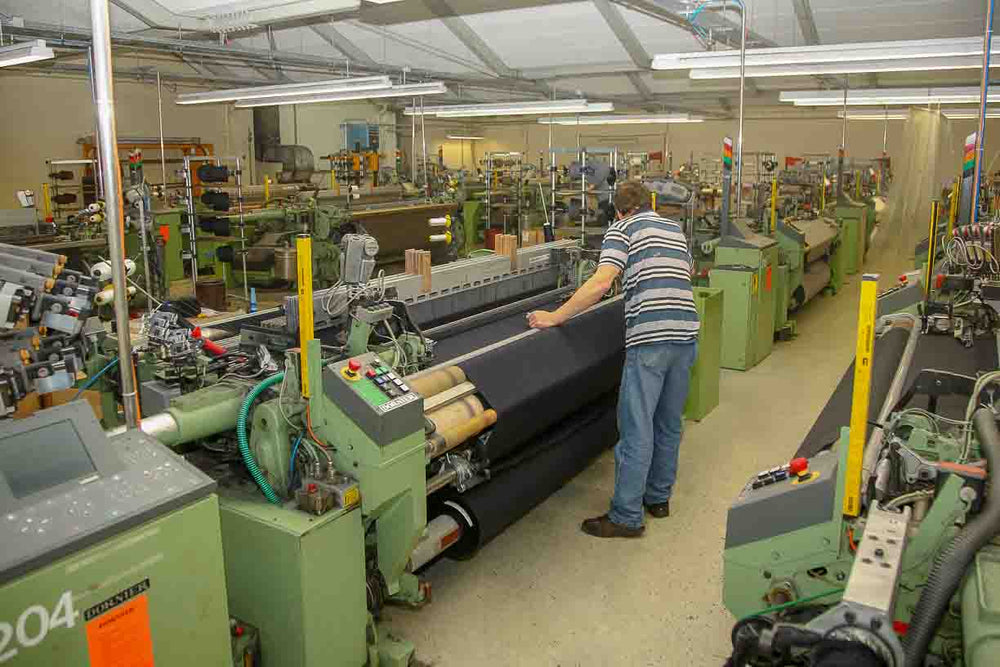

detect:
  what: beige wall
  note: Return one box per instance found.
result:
[0,73,400,208]
[414,116,1000,188]
[0,72,253,209]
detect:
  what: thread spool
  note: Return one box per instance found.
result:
[124,259,137,277]
[91,261,112,281]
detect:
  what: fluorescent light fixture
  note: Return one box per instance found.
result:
[837,110,911,120]
[780,88,1000,106]
[690,56,999,79]
[836,107,1000,120]
[0,40,55,68]
[446,134,485,140]
[176,76,393,105]
[942,109,1000,119]
[406,100,613,118]
[234,81,448,108]
[654,37,1000,79]
[538,114,702,125]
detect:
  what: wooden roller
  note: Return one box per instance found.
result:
[426,395,484,434]
[426,409,497,459]
[407,366,467,398]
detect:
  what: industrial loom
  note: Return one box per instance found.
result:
[0,233,630,666]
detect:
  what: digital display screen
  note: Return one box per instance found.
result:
[0,419,98,499]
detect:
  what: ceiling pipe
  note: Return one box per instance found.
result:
[90,0,141,430]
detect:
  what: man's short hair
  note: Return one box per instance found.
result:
[613,180,652,216]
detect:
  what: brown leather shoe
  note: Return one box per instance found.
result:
[581,514,644,538]
[644,501,670,518]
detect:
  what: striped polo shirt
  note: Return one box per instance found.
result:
[598,210,699,348]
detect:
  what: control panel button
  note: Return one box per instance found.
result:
[399,384,409,392]
[393,378,403,387]
[348,359,362,373]
[366,369,377,379]
[789,457,809,476]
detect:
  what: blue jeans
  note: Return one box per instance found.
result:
[608,340,698,528]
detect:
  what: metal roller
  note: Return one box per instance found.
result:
[426,395,484,434]
[407,365,467,398]
[426,409,497,459]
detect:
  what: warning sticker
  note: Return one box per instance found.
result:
[86,582,154,667]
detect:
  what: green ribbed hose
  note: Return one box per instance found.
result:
[237,372,284,504]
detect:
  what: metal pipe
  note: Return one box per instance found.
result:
[235,156,250,304]
[156,71,167,197]
[972,0,995,223]
[411,96,417,184]
[425,469,458,496]
[137,196,154,300]
[860,313,921,503]
[90,0,140,429]
[735,0,746,216]
[182,156,199,290]
[420,96,428,195]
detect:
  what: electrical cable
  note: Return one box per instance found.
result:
[73,356,119,400]
[738,588,845,623]
[288,431,304,484]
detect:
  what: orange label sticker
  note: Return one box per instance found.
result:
[765,265,773,291]
[86,594,154,667]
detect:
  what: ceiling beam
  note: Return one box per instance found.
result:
[626,72,653,100]
[789,0,820,45]
[592,0,652,69]
[422,0,517,78]
[309,24,378,67]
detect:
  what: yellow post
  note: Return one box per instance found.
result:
[41,183,52,219]
[263,176,271,203]
[769,177,778,234]
[820,181,826,211]
[296,234,314,398]
[855,170,862,199]
[650,191,657,211]
[924,200,941,304]
[843,273,879,517]
[948,178,960,237]
[332,168,340,196]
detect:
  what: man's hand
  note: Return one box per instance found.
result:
[528,310,564,329]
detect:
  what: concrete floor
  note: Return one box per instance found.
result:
[386,247,913,666]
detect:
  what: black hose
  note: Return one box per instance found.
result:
[903,408,1000,666]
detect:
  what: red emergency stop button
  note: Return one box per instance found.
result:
[789,457,809,476]
[348,359,361,372]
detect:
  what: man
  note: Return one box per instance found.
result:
[528,180,699,538]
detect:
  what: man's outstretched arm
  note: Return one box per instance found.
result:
[527,264,620,329]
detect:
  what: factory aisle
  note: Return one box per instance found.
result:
[387,247,914,666]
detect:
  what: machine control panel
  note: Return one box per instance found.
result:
[322,352,423,446]
[726,451,838,550]
[0,401,215,585]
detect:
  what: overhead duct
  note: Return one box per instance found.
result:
[254,107,315,183]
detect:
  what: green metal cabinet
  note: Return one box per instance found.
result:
[0,496,232,667]
[685,287,723,421]
[711,236,779,371]
[219,492,370,667]
[836,202,867,275]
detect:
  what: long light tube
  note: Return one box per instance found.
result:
[537,114,702,125]
[405,100,613,118]
[446,134,485,140]
[690,55,1000,79]
[234,81,447,108]
[835,108,1000,119]
[781,87,1000,106]
[176,75,393,105]
[654,37,1000,72]
[0,40,55,67]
